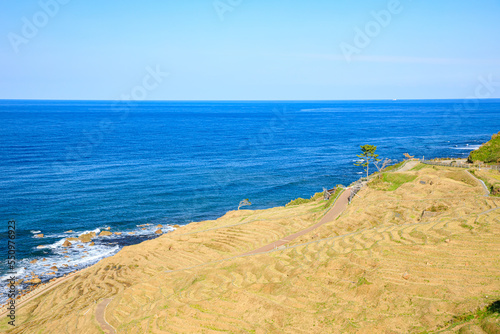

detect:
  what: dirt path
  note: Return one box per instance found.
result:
[242,189,351,255]
[96,298,116,334]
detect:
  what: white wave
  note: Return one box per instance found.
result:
[33,237,71,250]
[0,225,178,305]
[44,233,75,239]
[44,227,101,240]
[69,245,120,267]
[451,145,481,150]
[46,239,66,249]
[0,266,26,282]
[79,228,101,235]
[30,230,41,234]
[6,226,173,277]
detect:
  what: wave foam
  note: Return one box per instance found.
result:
[451,145,481,150]
[0,223,178,305]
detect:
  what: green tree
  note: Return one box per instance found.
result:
[354,145,381,178]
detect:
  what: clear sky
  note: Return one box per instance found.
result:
[1,0,499,100]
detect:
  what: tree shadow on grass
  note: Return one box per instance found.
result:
[486,300,500,314]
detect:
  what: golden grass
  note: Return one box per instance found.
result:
[473,169,500,195]
[2,165,500,333]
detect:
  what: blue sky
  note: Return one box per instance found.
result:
[1,0,499,100]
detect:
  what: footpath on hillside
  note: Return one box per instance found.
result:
[243,189,352,255]
[96,299,116,334]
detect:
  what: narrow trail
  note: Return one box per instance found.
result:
[243,189,351,255]
[95,298,116,334]
[163,188,354,275]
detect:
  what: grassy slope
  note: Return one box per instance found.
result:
[3,167,500,333]
[470,168,500,196]
[381,160,405,172]
[368,172,417,191]
[468,132,500,163]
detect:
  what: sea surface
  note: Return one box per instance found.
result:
[1,99,499,301]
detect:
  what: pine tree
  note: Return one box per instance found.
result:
[354,145,381,178]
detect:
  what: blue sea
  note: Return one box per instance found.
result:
[1,99,499,301]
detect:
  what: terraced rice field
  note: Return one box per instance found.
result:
[2,165,499,333]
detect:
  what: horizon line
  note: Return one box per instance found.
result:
[1,98,500,102]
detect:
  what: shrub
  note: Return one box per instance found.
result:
[286,192,324,207]
[491,184,500,196]
[286,197,310,207]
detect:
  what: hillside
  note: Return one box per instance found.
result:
[1,164,500,333]
[468,132,500,164]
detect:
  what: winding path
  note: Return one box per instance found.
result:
[243,189,351,255]
[96,298,116,334]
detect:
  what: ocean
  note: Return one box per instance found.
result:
[1,99,499,301]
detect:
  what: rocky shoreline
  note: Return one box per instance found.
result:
[1,223,180,307]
